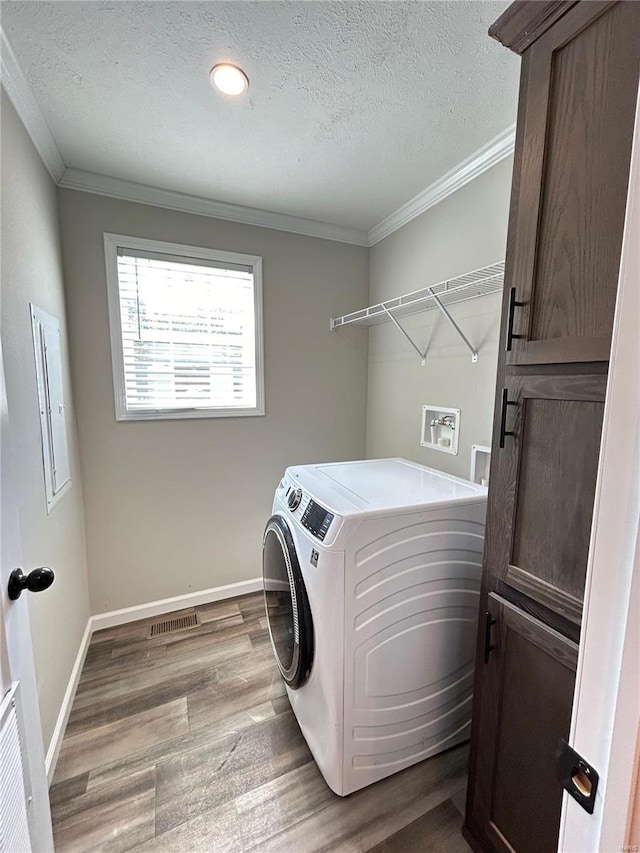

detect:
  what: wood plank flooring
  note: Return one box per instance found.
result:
[50,593,471,852]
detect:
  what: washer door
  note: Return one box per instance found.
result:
[262,515,314,689]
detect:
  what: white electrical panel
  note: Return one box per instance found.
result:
[30,304,71,512]
[421,405,460,455]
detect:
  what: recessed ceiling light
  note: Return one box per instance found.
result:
[210,63,249,96]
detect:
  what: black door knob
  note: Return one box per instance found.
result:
[8,567,55,601]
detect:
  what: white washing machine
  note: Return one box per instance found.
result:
[262,457,487,796]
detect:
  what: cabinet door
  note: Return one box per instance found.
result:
[487,372,606,624]
[505,0,640,365]
[465,593,578,853]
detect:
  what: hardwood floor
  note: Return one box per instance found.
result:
[50,593,471,852]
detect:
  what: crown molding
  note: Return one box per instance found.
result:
[3,22,513,249]
[1,27,65,182]
[60,131,514,249]
[58,168,369,246]
[367,124,516,246]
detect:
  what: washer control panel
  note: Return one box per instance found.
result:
[278,479,335,542]
[287,487,302,511]
[301,499,334,542]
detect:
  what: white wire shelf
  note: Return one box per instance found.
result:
[330,261,505,330]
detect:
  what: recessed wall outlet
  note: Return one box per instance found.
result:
[421,405,460,455]
[471,444,491,486]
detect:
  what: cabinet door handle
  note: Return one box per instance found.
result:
[484,611,496,664]
[499,388,517,448]
[506,287,525,351]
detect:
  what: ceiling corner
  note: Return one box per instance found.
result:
[1,27,65,182]
[367,124,516,246]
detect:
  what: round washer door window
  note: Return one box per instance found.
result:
[262,515,314,689]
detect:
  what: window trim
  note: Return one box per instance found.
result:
[104,233,265,421]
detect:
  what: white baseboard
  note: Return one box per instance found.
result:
[45,577,263,783]
[90,577,264,632]
[45,618,92,784]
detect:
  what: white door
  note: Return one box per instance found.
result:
[0,342,54,852]
[558,81,640,852]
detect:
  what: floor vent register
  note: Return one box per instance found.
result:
[147,611,200,638]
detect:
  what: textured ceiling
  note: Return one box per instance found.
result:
[2,1,519,231]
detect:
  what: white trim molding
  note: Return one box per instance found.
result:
[90,577,263,632]
[367,125,516,246]
[45,620,92,783]
[59,128,516,248]
[45,576,264,782]
[4,21,514,248]
[60,168,369,246]
[1,26,65,182]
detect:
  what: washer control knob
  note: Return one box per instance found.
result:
[287,488,302,511]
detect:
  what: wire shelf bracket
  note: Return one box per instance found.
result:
[330,261,504,364]
[382,305,427,366]
[428,287,478,362]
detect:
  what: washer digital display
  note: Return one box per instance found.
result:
[301,500,334,541]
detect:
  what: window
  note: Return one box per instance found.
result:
[104,234,264,420]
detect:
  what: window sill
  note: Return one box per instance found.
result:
[114,405,266,422]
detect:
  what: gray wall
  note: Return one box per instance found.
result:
[1,91,91,749]
[57,190,369,613]
[366,158,513,479]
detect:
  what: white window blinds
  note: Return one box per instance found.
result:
[105,236,264,420]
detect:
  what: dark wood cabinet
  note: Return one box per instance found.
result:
[490,372,607,624]
[467,594,578,853]
[465,2,640,851]
[502,0,640,367]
